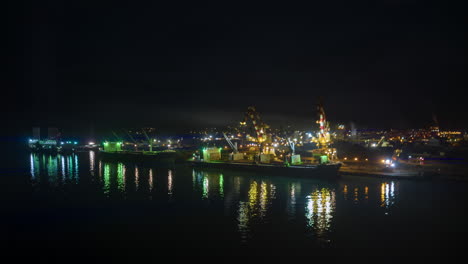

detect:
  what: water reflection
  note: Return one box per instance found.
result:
[67,155,73,180]
[168,170,173,196]
[117,163,125,192]
[89,151,95,176]
[381,182,396,209]
[30,153,39,180]
[29,153,79,185]
[353,187,359,203]
[219,174,224,198]
[305,188,336,238]
[149,169,154,192]
[286,182,300,219]
[238,179,276,242]
[192,170,224,199]
[103,163,110,195]
[27,153,407,247]
[341,181,398,212]
[135,166,139,191]
[61,156,65,181]
[343,185,348,200]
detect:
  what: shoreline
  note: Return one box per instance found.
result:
[339,165,468,181]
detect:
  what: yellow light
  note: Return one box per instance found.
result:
[381,160,385,163]
[354,157,358,161]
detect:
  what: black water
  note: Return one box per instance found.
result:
[4,150,468,257]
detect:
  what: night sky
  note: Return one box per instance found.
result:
[11,1,465,136]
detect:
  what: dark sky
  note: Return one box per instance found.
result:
[11,1,465,136]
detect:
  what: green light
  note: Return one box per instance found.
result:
[219,174,224,197]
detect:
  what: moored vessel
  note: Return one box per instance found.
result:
[98,141,176,166]
[190,159,342,179]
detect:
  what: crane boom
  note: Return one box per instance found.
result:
[142,129,153,152]
[223,133,238,153]
[287,138,295,155]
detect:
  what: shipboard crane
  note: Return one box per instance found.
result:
[223,133,238,153]
[287,137,296,155]
[313,99,337,161]
[244,106,270,153]
[317,99,331,149]
[142,129,153,152]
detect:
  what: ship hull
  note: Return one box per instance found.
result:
[190,160,342,179]
[98,151,176,166]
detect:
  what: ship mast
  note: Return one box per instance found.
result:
[317,98,331,149]
[314,98,337,161]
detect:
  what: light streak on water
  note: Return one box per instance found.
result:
[117,163,125,193]
[219,174,224,197]
[61,156,65,180]
[135,166,139,191]
[98,161,102,180]
[74,154,79,181]
[168,170,173,196]
[305,188,336,237]
[103,164,110,196]
[237,201,250,243]
[149,168,153,192]
[30,154,35,180]
[89,151,95,176]
[202,176,209,199]
[343,184,348,200]
[354,187,359,203]
[68,156,73,180]
[381,182,396,209]
[259,181,267,218]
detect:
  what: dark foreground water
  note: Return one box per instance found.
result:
[4,151,468,257]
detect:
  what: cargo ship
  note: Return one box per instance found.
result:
[188,103,342,179]
[98,141,177,166]
[189,147,341,179]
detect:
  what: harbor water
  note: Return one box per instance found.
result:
[4,150,468,256]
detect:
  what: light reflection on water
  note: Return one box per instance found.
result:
[168,170,173,196]
[305,188,336,239]
[29,153,80,185]
[28,152,404,245]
